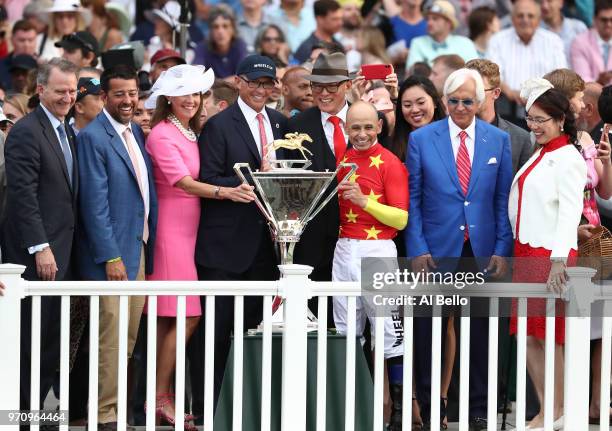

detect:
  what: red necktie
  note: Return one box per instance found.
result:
[456,130,471,241]
[328,115,346,164]
[256,113,268,168]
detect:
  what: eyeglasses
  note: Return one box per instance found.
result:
[239,76,275,90]
[525,116,553,124]
[262,37,281,43]
[311,81,348,94]
[447,98,475,107]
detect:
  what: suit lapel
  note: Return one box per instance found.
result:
[432,121,463,194]
[36,107,72,191]
[232,105,262,163]
[266,107,284,140]
[100,113,138,180]
[466,120,488,196]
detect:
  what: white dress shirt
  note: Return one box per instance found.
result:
[486,27,567,91]
[321,103,349,156]
[448,116,476,163]
[29,104,75,254]
[103,109,150,220]
[237,96,276,160]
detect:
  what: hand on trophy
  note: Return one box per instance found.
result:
[338,180,367,208]
[221,183,257,203]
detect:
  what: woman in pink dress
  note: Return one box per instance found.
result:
[144,64,255,427]
[508,80,587,430]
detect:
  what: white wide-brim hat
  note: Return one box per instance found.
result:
[42,0,92,26]
[145,65,215,109]
[145,0,181,31]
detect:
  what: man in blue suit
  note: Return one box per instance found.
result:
[405,68,513,431]
[76,65,158,431]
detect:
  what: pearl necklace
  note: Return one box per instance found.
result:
[168,113,197,142]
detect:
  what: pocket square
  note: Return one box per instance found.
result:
[487,157,497,164]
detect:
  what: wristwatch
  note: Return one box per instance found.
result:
[214,186,221,199]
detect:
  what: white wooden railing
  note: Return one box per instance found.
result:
[0,263,611,431]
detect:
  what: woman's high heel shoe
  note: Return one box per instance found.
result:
[146,393,198,431]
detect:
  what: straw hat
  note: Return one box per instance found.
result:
[145,65,215,109]
[426,0,459,31]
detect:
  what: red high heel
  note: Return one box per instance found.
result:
[146,393,198,431]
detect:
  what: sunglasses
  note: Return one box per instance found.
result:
[239,76,275,90]
[447,98,475,107]
[311,81,348,94]
[262,37,281,43]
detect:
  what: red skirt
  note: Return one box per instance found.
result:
[509,240,577,345]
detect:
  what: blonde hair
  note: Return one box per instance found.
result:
[49,11,87,39]
[543,68,585,99]
[359,27,390,64]
[5,93,30,117]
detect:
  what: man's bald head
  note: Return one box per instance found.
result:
[578,82,603,131]
[345,101,381,151]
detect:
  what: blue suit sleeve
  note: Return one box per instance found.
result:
[77,131,122,263]
[493,133,513,257]
[405,133,430,257]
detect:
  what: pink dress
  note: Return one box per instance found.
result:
[144,119,202,317]
[581,142,600,225]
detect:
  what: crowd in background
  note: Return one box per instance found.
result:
[0,0,611,430]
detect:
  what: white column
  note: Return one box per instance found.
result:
[279,264,313,431]
[563,267,596,430]
[0,263,26,427]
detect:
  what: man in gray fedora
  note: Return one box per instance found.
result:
[286,52,406,430]
[287,51,352,283]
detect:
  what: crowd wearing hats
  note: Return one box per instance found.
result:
[0,0,611,430]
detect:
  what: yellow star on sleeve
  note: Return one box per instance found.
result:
[339,156,348,164]
[364,225,383,239]
[349,172,360,182]
[368,189,382,201]
[369,154,384,169]
[345,208,358,223]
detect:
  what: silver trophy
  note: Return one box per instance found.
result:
[234,133,356,265]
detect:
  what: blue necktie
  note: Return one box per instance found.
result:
[603,43,610,67]
[432,41,448,50]
[56,124,73,186]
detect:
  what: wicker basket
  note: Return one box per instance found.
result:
[578,225,612,279]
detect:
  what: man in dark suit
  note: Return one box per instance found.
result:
[2,58,79,410]
[192,55,288,407]
[466,59,533,174]
[77,65,158,430]
[286,52,352,283]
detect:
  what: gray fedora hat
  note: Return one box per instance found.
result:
[303,52,353,84]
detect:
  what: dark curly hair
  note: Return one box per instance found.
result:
[531,88,579,149]
[390,75,446,162]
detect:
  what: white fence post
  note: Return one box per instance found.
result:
[279,264,313,431]
[563,267,596,430]
[0,264,27,418]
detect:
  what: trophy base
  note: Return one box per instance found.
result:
[255,303,319,333]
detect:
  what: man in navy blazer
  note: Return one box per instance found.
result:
[405,68,512,430]
[189,55,288,410]
[76,65,157,429]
